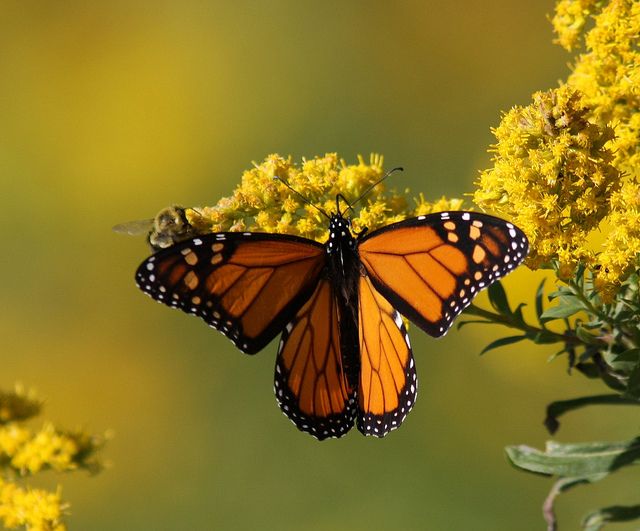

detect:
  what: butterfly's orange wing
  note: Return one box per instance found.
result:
[136,233,325,354]
[357,275,417,437]
[274,279,356,440]
[358,211,528,337]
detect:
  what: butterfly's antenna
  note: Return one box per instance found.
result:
[335,193,355,217]
[351,166,404,208]
[273,176,330,220]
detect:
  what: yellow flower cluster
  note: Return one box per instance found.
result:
[187,153,464,242]
[475,85,620,275]
[597,181,640,289]
[551,0,604,51]
[0,387,106,530]
[0,479,66,531]
[475,0,640,295]
[0,423,87,475]
[559,0,640,175]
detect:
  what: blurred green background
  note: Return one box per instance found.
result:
[1,1,637,530]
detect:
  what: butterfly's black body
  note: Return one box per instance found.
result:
[325,213,362,390]
[135,202,529,440]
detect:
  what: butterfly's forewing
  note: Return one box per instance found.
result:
[136,233,325,354]
[358,211,529,337]
[274,279,356,440]
[357,275,417,437]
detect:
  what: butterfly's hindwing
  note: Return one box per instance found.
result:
[357,275,417,437]
[358,211,529,337]
[274,279,357,440]
[135,232,325,354]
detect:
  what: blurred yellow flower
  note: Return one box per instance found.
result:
[7,424,78,475]
[0,387,106,530]
[0,480,67,531]
[0,422,103,476]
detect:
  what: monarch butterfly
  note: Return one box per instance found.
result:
[135,196,528,439]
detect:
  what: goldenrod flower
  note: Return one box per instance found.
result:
[596,181,640,294]
[474,85,620,274]
[0,479,67,531]
[187,153,465,242]
[551,0,605,51]
[561,0,640,176]
[0,423,103,476]
[7,424,78,475]
[477,0,640,297]
[0,387,107,530]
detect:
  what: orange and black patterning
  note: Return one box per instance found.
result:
[136,209,528,439]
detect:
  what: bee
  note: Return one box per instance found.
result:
[114,206,203,251]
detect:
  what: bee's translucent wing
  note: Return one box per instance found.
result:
[112,219,154,236]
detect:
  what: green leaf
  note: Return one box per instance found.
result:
[456,319,492,330]
[541,296,586,321]
[479,335,527,356]
[575,326,601,345]
[535,278,547,327]
[601,372,628,393]
[575,362,600,378]
[505,436,640,477]
[555,475,606,493]
[625,364,640,400]
[512,302,527,324]
[548,285,574,300]
[532,330,563,345]
[487,281,510,315]
[611,348,640,363]
[583,504,640,531]
[581,320,604,330]
[604,348,640,373]
[544,395,640,435]
[548,348,569,363]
